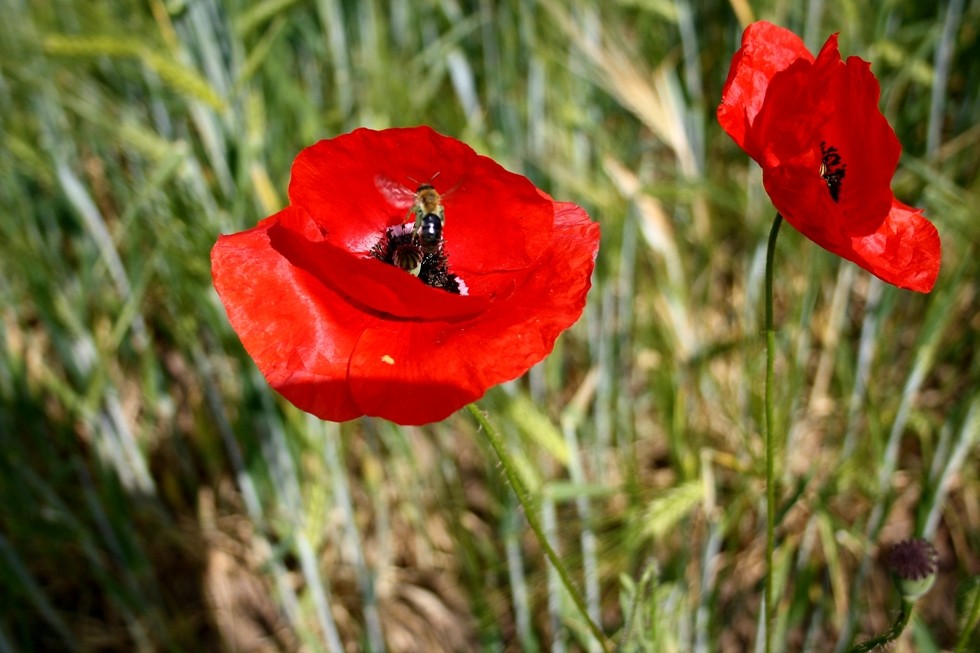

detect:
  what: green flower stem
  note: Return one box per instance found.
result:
[467,404,610,652]
[763,213,783,653]
[846,599,914,652]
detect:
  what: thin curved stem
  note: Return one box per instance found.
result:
[845,599,914,652]
[467,404,610,652]
[763,213,783,653]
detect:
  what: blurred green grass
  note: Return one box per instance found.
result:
[1,0,978,651]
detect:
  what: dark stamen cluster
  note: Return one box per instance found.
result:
[371,226,461,294]
[820,141,847,202]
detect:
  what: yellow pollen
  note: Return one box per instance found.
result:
[381,354,395,365]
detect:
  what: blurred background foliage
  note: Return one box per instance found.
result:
[1,0,978,651]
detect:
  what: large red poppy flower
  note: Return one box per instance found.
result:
[211,127,600,425]
[718,21,940,292]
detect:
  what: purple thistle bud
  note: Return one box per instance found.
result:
[886,538,938,601]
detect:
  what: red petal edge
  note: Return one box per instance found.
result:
[718,21,813,154]
[211,206,369,422]
[848,200,941,292]
[782,199,940,292]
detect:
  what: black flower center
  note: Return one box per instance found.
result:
[370,224,461,294]
[819,141,847,202]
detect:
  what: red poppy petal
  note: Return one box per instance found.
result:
[783,198,940,292]
[754,36,899,238]
[848,200,941,292]
[211,206,371,422]
[440,163,555,277]
[345,202,600,425]
[825,54,901,230]
[718,21,813,154]
[267,208,492,321]
[288,126,554,277]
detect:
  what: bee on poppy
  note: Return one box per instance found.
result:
[370,176,460,292]
[375,172,456,280]
[375,175,452,275]
[412,185,445,253]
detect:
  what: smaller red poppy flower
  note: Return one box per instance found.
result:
[211,127,599,425]
[718,21,940,292]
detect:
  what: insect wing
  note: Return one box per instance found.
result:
[374,174,418,211]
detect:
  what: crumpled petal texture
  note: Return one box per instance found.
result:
[718,21,940,292]
[717,21,813,155]
[212,127,600,425]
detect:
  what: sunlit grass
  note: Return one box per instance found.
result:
[1,0,978,651]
